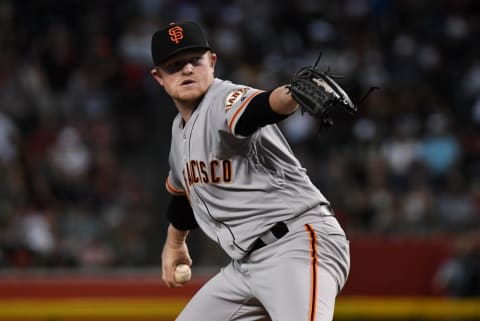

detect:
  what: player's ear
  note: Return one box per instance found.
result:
[209,52,217,68]
[151,68,164,87]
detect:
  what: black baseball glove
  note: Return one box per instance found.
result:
[289,55,358,129]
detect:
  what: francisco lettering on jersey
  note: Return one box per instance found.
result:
[224,88,248,111]
[182,159,233,189]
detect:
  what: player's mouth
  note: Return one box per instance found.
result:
[180,79,196,86]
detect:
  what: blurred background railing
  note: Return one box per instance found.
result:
[0,0,479,320]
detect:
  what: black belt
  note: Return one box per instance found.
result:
[248,205,335,254]
[249,222,289,253]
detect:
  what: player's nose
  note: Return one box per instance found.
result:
[182,63,194,74]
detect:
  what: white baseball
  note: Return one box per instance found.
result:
[174,264,192,283]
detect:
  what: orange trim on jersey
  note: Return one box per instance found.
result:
[227,90,265,132]
[165,176,185,195]
[304,224,319,321]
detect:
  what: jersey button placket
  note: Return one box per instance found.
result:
[183,131,188,161]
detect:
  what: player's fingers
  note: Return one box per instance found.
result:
[161,264,173,286]
[162,274,178,288]
[164,278,182,288]
[164,278,185,288]
[183,258,193,267]
[162,266,185,288]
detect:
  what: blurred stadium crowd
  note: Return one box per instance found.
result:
[0,0,479,292]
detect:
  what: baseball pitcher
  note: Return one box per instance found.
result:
[151,21,352,321]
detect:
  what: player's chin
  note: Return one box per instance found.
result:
[176,91,203,103]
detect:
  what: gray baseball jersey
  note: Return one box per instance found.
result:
[166,78,350,321]
[166,78,329,260]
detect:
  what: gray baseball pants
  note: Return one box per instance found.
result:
[176,212,350,321]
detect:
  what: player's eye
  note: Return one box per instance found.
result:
[163,61,184,74]
[190,56,202,66]
[162,56,203,74]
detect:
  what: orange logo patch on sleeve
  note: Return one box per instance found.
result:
[168,26,184,44]
[225,88,248,111]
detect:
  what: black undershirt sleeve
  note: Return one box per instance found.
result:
[166,195,199,231]
[235,90,292,136]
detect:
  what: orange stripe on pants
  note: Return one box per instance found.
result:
[305,224,318,321]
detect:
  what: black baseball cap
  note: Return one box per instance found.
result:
[151,21,211,66]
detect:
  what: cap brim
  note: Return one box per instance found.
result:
[158,45,211,64]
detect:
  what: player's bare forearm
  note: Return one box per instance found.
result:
[269,85,299,115]
[161,224,192,287]
[165,224,189,246]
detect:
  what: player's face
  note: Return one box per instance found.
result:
[151,50,216,108]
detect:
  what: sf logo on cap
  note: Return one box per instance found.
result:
[169,25,184,44]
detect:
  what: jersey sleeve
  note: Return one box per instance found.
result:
[165,171,186,195]
[223,86,265,137]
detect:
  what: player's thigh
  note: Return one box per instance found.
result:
[252,256,337,321]
[176,263,270,321]
[249,223,349,321]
